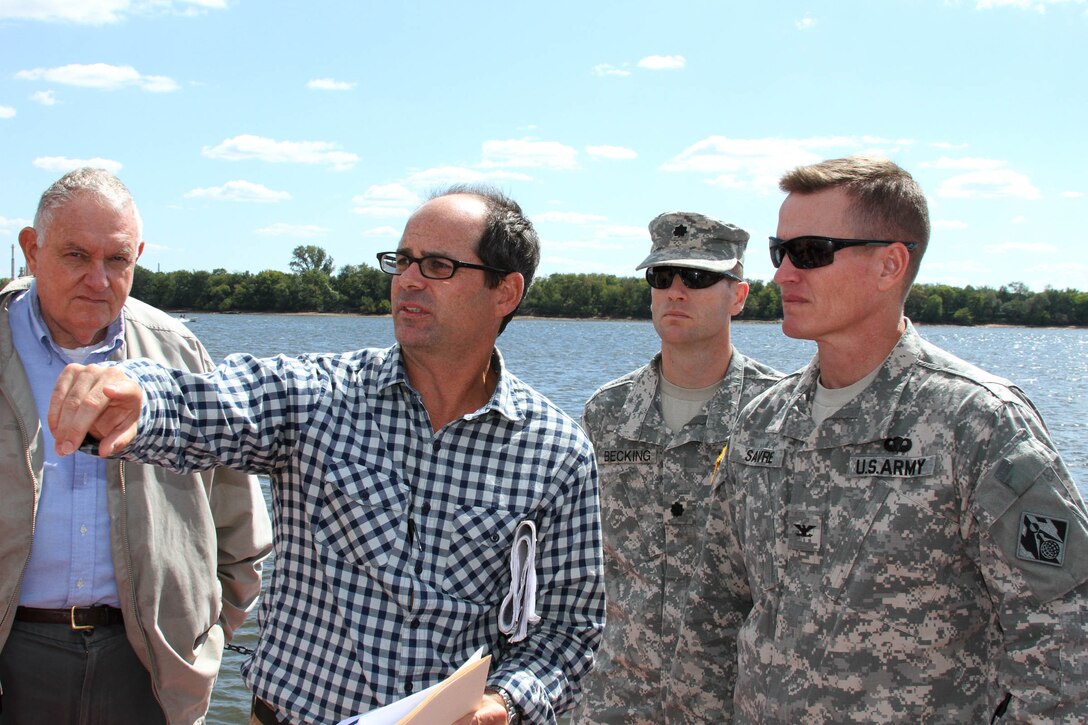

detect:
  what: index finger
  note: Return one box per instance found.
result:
[48,363,143,457]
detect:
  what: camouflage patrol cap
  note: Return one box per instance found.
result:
[637,211,749,278]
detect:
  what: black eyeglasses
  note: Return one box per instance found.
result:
[375,251,509,280]
[769,236,917,270]
[645,266,736,290]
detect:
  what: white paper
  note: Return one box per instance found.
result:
[337,648,488,725]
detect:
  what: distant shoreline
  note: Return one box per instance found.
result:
[169,311,1086,330]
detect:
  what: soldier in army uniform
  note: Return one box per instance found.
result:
[572,212,782,724]
[671,156,1088,722]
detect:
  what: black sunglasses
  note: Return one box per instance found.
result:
[768,236,917,270]
[375,251,509,280]
[645,266,735,290]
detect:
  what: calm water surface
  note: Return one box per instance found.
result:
[188,314,1086,724]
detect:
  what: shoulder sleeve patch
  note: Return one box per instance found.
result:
[981,435,1088,603]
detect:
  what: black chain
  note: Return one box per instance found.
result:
[225,641,255,656]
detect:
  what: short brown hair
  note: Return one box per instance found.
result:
[779,156,930,288]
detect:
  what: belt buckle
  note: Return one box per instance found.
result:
[70,606,94,631]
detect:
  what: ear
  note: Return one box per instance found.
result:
[495,272,525,319]
[18,227,39,276]
[135,240,145,262]
[729,280,750,316]
[875,242,912,293]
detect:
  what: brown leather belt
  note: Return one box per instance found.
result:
[15,605,124,630]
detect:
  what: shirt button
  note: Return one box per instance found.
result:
[405,681,414,694]
[415,561,423,575]
[80,524,88,536]
[411,618,421,629]
[490,533,500,543]
[421,502,431,515]
[75,578,85,589]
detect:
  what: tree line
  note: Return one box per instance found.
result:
[5,245,1085,326]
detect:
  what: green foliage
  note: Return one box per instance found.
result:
[742,280,781,320]
[288,245,335,276]
[123,247,1088,326]
[522,274,650,318]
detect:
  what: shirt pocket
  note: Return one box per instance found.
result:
[313,460,408,570]
[439,505,521,603]
[821,476,983,646]
[610,466,663,563]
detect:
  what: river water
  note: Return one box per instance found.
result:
[184,314,1086,724]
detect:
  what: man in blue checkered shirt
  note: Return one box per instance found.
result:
[48,186,606,725]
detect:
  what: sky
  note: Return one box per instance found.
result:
[1,0,1086,292]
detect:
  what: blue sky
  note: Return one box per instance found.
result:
[1,0,1085,292]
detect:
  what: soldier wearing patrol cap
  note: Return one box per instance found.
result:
[671,156,1088,722]
[572,212,783,723]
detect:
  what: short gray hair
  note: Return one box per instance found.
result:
[34,167,144,247]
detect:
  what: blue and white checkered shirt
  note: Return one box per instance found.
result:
[118,345,604,725]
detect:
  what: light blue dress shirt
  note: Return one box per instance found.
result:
[9,282,125,607]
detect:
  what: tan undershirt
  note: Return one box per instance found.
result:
[812,364,882,425]
[660,377,720,433]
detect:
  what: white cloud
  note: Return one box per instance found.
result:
[637,55,686,70]
[354,207,413,218]
[33,155,123,173]
[202,134,359,171]
[592,224,646,239]
[974,0,1072,11]
[360,183,419,205]
[0,0,228,24]
[307,78,355,91]
[1011,215,1029,224]
[351,183,419,217]
[184,180,291,203]
[1,215,33,237]
[935,169,1041,199]
[934,219,969,230]
[704,175,751,190]
[593,63,631,77]
[534,211,608,224]
[661,135,883,191]
[547,240,626,253]
[1061,190,1084,198]
[31,90,57,105]
[921,156,1007,170]
[0,0,131,23]
[480,138,578,170]
[16,63,179,92]
[661,135,913,193]
[541,253,621,274]
[994,241,1058,253]
[930,141,970,150]
[177,0,228,10]
[586,145,637,160]
[0,106,14,119]
[255,222,329,237]
[796,14,817,30]
[405,165,532,188]
[137,74,179,92]
[362,225,401,237]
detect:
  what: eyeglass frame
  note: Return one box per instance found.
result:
[375,251,511,280]
[644,265,739,290]
[768,235,917,270]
